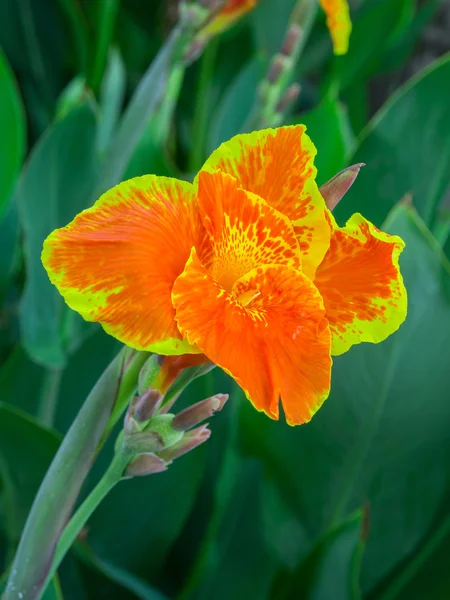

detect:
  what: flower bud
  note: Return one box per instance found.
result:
[123,414,183,454]
[134,388,164,422]
[275,83,301,114]
[158,425,211,462]
[280,24,302,57]
[172,393,228,431]
[319,163,365,211]
[126,453,168,477]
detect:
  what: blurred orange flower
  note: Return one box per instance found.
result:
[42,126,406,425]
[198,0,257,40]
[319,0,352,54]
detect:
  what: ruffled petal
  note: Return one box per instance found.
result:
[42,176,209,354]
[319,0,352,55]
[197,170,301,290]
[199,126,330,278]
[172,251,331,425]
[315,212,407,356]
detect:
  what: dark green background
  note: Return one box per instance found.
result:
[1,0,450,598]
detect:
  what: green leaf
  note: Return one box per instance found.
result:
[207,56,267,154]
[18,103,100,368]
[0,403,60,550]
[239,201,450,593]
[182,460,278,600]
[331,0,412,91]
[0,49,26,218]
[76,543,167,600]
[250,0,296,56]
[336,54,450,229]
[0,202,19,300]
[271,511,365,600]
[0,346,45,415]
[97,49,127,155]
[291,99,355,185]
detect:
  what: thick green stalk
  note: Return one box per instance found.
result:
[3,349,148,600]
[37,368,63,427]
[39,446,131,597]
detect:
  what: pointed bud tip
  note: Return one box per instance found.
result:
[319,163,365,211]
[157,425,212,462]
[172,393,229,431]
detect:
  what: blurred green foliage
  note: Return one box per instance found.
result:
[1,0,450,598]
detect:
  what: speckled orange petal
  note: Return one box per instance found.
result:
[197,170,301,290]
[315,212,407,356]
[42,176,209,354]
[199,126,330,279]
[172,252,331,425]
[319,0,352,55]
[198,0,258,40]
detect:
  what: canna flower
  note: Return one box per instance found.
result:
[196,0,258,41]
[319,0,352,55]
[42,126,406,426]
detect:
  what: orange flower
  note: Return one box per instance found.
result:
[319,0,352,55]
[198,0,258,40]
[42,126,406,426]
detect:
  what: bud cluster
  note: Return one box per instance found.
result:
[119,355,228,477]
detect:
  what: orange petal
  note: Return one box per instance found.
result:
[319,0,352,55]
[198,0,258,40]
[197,170,301,291]
[42,176,209,354]
[315,212,407,355]
[199,126,330,279]
[172,251,331,425]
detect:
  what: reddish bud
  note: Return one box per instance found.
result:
[275,83,301,114]
[126,453,168,477]
[319,163,365,211]
[158,425,211,462]
[172,393,228,431]
[281,24,302,57]
[267,56,286,85]
[134,388,164,422]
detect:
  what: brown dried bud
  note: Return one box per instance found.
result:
[172,393,228,431]
[319,163,365,211]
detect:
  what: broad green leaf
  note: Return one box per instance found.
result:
[336,54,450,229]
[239,202,450,593]
[331,0,412,91]
[271,511,365,600]
[76,543,167,600]
[0,203,19,300]
[0,403,60,548]
[291,99,355,185]
[182,461,278,600]
[18,103,100,368]
[207,56,267,154]
[379,514,450,600]
[0,50,26,218]
[97,49,127,155]
[0,346,45,415]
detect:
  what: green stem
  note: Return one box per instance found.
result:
[189,38,219,172]
[151,62,186,147]
[4,349,148,600]
[377,515,450,600]
[40,446,131,597]
[246,0,317,130]
[37,368,63,427]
